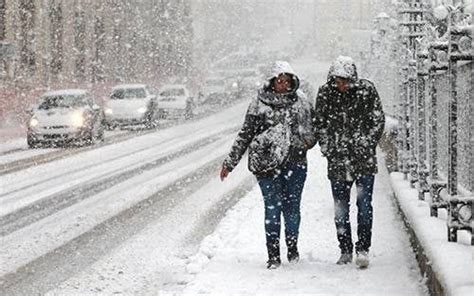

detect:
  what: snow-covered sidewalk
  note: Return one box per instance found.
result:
[390,173,474,296]
[178,149,427,295]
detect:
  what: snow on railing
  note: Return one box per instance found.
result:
[394,0,473,245]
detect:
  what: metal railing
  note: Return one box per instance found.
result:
[395,0,473,245]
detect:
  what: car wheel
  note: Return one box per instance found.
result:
[145,108,159,129]
[84,129,95,146]
[107,121,117,130]
[185,105,194,120]
[96,124,105,142]
[146,118,159,129]
[27,135,39,148]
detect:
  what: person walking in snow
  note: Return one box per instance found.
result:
[220,61,317,269]
[314,56,385,268]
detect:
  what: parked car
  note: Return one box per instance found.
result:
[198,77,230,106]
[104,84,159,129]
[27,89,105,148]
[199,77,227,100]
[158,84,194,119]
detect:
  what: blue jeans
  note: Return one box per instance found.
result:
[257,162,307,259]
[330,175,375,254]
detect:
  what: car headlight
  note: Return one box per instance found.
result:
[29,118,39,127]
[105,108,113,115]
[137,107,147,114]
[71,111,85,127]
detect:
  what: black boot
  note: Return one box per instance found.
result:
[286,237,299,263]
[267,243,281,269]
[266,257,281,269]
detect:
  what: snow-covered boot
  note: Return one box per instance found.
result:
[267,244,281,269]
[336,253,353,265]
[286,237,299,263]
[266,257,281,269]
[355,251,369,268]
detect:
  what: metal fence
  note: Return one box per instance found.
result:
[434,62,474,193]
[394,0,473,245]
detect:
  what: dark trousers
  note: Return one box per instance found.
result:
[257,162,307,260]
[330,175,375,254]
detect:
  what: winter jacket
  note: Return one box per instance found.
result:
[315,56,385,181]
[223,61,317,176]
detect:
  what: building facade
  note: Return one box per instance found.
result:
[0,0,193,88]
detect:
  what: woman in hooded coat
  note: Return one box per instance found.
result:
[220,61,316,269]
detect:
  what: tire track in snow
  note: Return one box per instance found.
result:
[0,127,239,236]
[0,129,153,176]
[0,157,255,295]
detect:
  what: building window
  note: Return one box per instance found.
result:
[74,10,86,79]
[92,16,105,82]
[0,0,5,41]
[50,3,63,76]
[19,0,36,72]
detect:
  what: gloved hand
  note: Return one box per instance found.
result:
[220,166,229,181]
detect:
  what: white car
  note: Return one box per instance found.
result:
[158,84,194,119]
[27,89,104,148]
[200,77,227,99]
[104,84,159,129]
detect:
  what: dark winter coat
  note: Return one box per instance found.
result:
[223,61,317,176]
[315,57,385,181]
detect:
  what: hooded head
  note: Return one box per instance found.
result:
[265,60,300,94]
[327,56,358,82]
[259,61,300,107]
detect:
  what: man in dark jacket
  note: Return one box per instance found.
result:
[220,61,316,269]
[314,56,385,268]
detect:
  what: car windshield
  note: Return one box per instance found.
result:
[111,88,146,99]
[38,95,87,110]
[160,88,185,97]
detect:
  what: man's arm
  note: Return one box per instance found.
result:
[368,85,385,148]
[314,86,331,156]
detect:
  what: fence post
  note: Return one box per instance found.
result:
[398,0,425,188]
[427,41,448,217]
[400,66,410,180]
[447,12,458,197]
[416,49,429,200]
[445,6,474,243]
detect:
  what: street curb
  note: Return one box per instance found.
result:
[389,188,446,296]
[380,135,446,296]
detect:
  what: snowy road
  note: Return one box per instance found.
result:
[0,100,256,294]
[0,105,226,175]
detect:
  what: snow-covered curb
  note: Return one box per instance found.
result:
[389,173,474,296]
